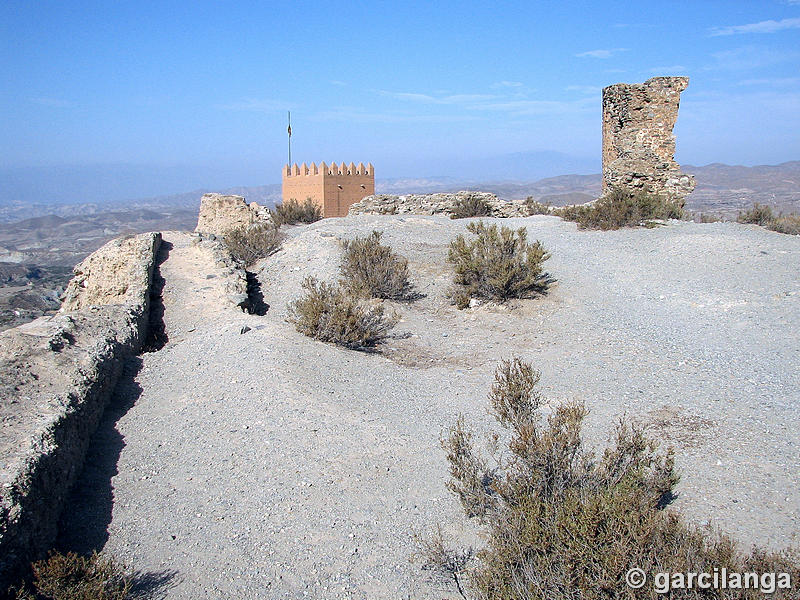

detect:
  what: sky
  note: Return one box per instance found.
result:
[1,0,799,202]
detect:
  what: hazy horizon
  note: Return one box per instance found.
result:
[2,1,799,204]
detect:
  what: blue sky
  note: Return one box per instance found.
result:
[1,0,799,200]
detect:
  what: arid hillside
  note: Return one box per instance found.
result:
[44,214,800,599]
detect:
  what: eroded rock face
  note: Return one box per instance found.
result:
[349,191,530,218]
[60,232,161,312]
[0,233,162,589]
[602,76,696,205]
[195,193,270,235]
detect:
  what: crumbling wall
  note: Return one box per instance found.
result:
[349,191,530,218]
[195,193,270,236]
[0,232,161,589]
[602,76,695,205]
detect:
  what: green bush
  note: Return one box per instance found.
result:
[427,358,800,599]
[340,231,416,300]
[447,221,550,308]
[450,195,492,219]
[271,197,322,226]
[222,222,284,267]
[558,187,684,230]
[287,276,398,349]
[12,551,131,600]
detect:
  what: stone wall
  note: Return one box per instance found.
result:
[349,191,530,218]
[195,193,271,236]
[602,76,695,205]
[0,232,161,589]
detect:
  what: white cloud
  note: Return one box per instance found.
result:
[708,46,792,71]
[491,81,524,88]
[566,85,602,95]
[330,80,347,87]
[376,90,500,105]
[737,77,800,86]
[648,65,687,74]
[575,48,627,59]
[710,17,800,36]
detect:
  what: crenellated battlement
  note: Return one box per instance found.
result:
[284,161,374,177]
[281,160,375,218]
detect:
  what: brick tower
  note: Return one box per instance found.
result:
[281,162,375,218]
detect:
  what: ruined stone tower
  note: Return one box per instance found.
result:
[282,162,375,218]
[602,76,695,205]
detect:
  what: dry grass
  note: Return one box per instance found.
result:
[524,198,553,215]
[447,221,550,309]
[287,276,398,349]
[271,198,322,226]
[340,231,417,300]
[222,222,284,267]
[450,196,492,219]
[738,204,800,235]
[558,187,684,230]
[425,358,800,599]
[12,551,131,600]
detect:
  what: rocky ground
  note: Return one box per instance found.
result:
[58,216,799,599]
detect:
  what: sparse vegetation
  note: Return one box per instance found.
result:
[287,276,398,349]
[447,221,550,309]
[12,551,132,600]
[222,222,284,267]
[426,358,800,599]
[524,197,552,215]
[271,197,322,226]
[340,231,416,301]
[450,196,492,220]
[557,187,684,230]
[738,204,800,235]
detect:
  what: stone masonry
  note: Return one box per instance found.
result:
[602,76,695,205]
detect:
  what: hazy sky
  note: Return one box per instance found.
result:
[2,0,799,198]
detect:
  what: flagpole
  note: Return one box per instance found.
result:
[287,111,292,167]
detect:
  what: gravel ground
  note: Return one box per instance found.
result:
[60,217,799,598]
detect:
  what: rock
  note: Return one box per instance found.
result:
[349,191,530,218]
[195,193,272,236]
[602,77,696,206]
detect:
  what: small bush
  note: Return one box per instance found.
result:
[525,198,552,215]
[558,187,684,230]
[222,222,284,267]
[271,197,322,226]
[340,231,416,300]
[737,203,775,226]
[447,221,550,308]
[287,276,398,349]
[429,358,800,599]
[737,204,800,235]
[769,213,800,235]
[450,196,492,220]
[13,551,131,600]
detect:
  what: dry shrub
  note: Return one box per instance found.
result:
[558,187,684,230]
[738,204,800,235]
[340,231,416,300]
[287,276,398,349]
[430,358,800,599]
[737,204,775,226]
[271,197,322,226]
[525,198,552,215]
[13,551,131,600]
[447,221,550,308]
[769,214,800,235]
[222,222,283,267]
[450,196,492,219]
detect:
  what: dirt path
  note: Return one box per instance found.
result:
[60,219,800,599]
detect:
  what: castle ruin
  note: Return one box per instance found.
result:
[602,76,695,205]
[282,162,375,218]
